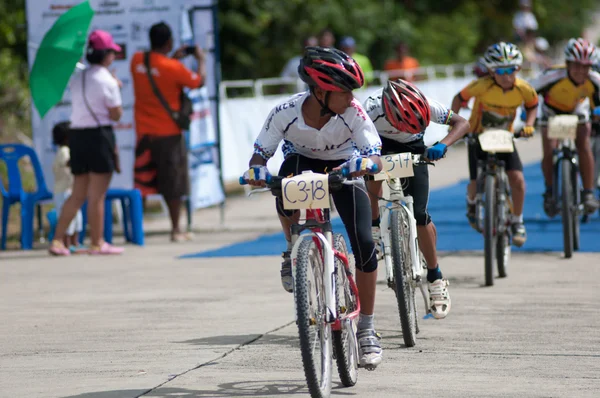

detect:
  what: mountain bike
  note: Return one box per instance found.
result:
[369,153,431,347]
[583,111,600,223]
[469,129,517,286]
[547,115,582,258]
[240,169,364,398]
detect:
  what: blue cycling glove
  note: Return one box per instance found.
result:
[593,106,600,117]
[425,142,447,161]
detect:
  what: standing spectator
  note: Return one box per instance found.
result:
[339,36,374,85]
[280,36,318,79]
[131,22,206,242]
[383,41,420,81]
[49,30,124,256]
[318,28,335,48]
[513,0,538,43]
[52,121,83,252]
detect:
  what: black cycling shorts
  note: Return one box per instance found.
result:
[380,137,431,226]
[467,136,523,181]
[277,154,377,273]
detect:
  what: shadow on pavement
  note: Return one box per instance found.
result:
[62,381,356,397]
[175,334,299,349]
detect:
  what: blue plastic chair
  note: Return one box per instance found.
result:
[0,144,53,250]
[79,188,144,246]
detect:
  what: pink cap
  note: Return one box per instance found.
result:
[88,30,121,52]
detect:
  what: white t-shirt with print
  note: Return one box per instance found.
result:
[70,65,122,128]
[363,88,454,143]
[253,91,382,161]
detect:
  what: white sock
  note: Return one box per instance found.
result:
[466,196,477,205]
[510,214,523,223]
[286,240,292,251]
[358,313,374,330]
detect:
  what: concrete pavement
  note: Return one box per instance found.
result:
[1,136,599,397]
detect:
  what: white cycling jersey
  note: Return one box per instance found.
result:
[253,91,382,161]
[363,88,454,143]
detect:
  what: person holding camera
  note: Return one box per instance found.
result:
[130,22,206,242]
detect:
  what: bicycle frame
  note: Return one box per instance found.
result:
[289,208,361,329]
[552,138,581,213]
[475,156,511,234]
[378,172,429,313]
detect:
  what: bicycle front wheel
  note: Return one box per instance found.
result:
[295,238,332,398]
[484,174,496,286]
[331,233,358,388]
[390,208,417,347]
[561,160,574,258]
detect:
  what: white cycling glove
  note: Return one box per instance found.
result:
[243,165,271,182]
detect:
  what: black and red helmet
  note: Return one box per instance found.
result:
[382,79,431,134]
[298,46,364,92]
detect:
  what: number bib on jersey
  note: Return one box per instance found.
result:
[282,172,330,210]
[373,152,414,181]
[548,115,578,140]
[478,129,515,153]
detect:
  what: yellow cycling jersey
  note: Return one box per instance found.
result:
[530,66,600,113]
[458,76,539,133]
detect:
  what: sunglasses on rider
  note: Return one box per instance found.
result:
[493,66,518,75]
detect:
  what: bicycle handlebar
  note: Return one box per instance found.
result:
[239,164,378,186]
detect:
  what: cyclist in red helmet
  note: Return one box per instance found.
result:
[242,47,384,369]
[364,79,470,319]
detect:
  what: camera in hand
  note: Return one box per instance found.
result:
[185,46,196,56]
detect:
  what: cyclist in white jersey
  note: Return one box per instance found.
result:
[242,47,384,369]
[364,79,470,319]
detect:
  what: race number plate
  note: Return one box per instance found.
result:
[282,172,330,210]
[373,152,414,181]
[478,129,515,153]
[548,115,578,140]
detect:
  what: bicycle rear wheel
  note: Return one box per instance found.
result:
[496,182,510,278]
[331,234,358,388]
[295,238,332,398]
[390,208,417,347]
[484,174,496,286]
[572,168,581,252]
[561,160,574,258]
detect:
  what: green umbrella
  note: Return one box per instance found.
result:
[30,1,95,118]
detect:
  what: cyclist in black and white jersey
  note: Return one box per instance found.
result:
[364,79,470,319]
[242,47,384,369]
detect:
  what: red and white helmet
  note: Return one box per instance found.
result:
[382,79,431,134]
[564,38,598,65]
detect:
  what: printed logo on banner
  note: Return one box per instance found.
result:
[96,0,125,15]
[92,24,128,40]
[44,3,76,18]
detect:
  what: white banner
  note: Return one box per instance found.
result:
[218,77,476,183]
[26,0,223,209]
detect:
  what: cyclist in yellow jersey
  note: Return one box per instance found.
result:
[530,38,600,215]
[451,42,538,247]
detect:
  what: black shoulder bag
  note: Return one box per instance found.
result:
[143,51,193,130]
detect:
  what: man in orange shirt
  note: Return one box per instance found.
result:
[383,41,420,81]
[131,22,206,242]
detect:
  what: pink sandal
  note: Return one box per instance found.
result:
[88,242,124,255]
[49,240,70,256]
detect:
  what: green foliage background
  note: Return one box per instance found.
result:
[0,0,598,138]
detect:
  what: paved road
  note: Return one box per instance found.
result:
[1,138,599,397]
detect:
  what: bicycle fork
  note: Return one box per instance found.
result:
[290,230,338,324]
